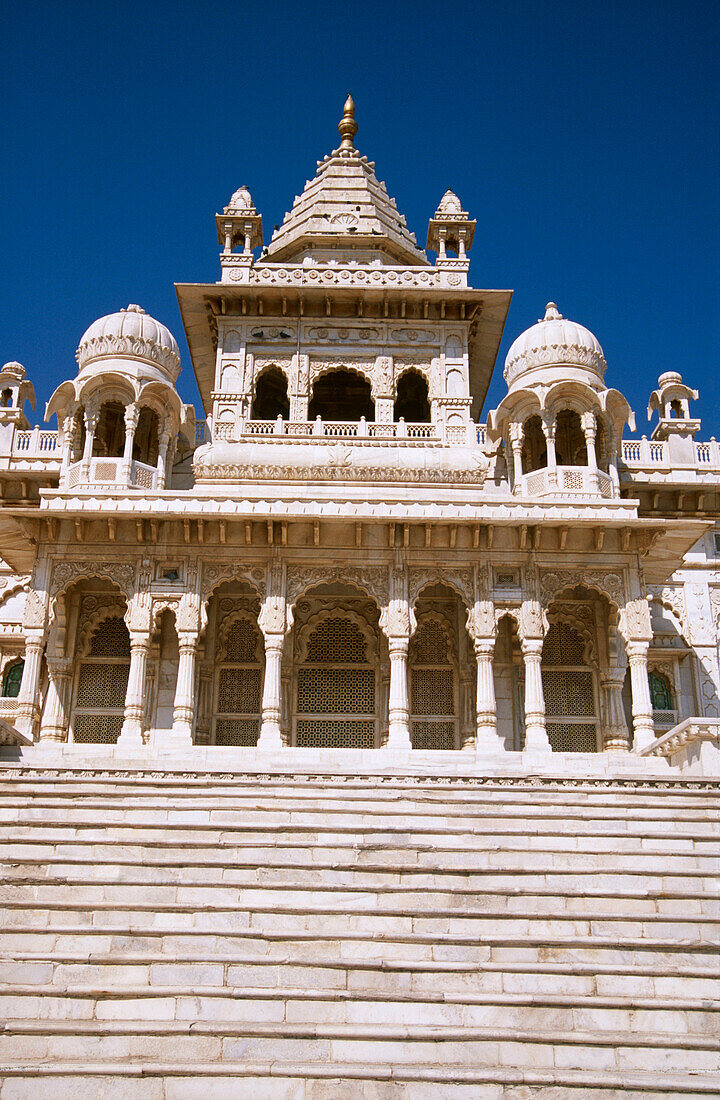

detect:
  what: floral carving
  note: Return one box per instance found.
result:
[286,565,389,609]
[51,560,135,599]
[409,567,474,610]
[540,569,624,609]
[201,564,266,603]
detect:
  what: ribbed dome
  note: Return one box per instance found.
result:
[76,304,180,376]
[504,303,606,388]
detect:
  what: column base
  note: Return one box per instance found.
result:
[632,722,655,753]
[524,723,552,754]
[117,719,145,751]
[257,721,283,751]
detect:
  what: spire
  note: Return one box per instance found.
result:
[338,94,357,154]
[543,302,562,321]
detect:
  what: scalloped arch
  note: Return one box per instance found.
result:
[296,605,379,665]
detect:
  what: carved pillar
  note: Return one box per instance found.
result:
[80,405,98,482]
[627,641,655,751]
[40,661,72,743]
[59,414,75,486]
[15,630,45,740]
[380,591,415,752]
[509,422,524,489]
[118,631,151,749]
[600,665,630,752]
[582,411,599,491]
[473,639,504,752]
[542,414,558,489]
[521,637,552,753]
[257,593,291,750]
[156,430,171,490]
[171,632,198,747]
[120,403,139,486]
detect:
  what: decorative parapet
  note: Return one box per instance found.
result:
[620,436,720,475]
[219,260,468,289]
[640,717,720,775]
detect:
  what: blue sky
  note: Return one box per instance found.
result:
[2,1,718,437]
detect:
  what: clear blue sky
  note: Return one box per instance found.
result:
[2,0,718,436]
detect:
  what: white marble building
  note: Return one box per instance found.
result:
[0,95,718,774]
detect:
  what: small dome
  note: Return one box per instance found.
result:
[76,304,180,376]
[225,185,255,213]
[437,189,463,215]
[504,302,606,388]
[0,362,26,380]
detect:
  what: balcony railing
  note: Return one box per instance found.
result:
[224,417,442,443]
[621,437,720,470]
[517,465,615,499]
[64,457,158,490]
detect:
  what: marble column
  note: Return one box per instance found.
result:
[59,415,75,487]
[582,411,599,491]
[627,640,655,752]
[171,632,197,747]
[120,403,139,487]
[509,422,524,489]
[387,636,412,751]
[79,407,98,482]
[15,631,45,740]
[600,665,630,752]
[474,639,504,753]
[118,631,151,749]
[40,662,72,743]
[156,431,171,490]
[542,414,558,489]
[521,637,552,753]
[258,633,284,750]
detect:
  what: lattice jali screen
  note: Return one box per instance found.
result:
[410,619,451,664]
[411,668,454,715]
[542,670,595,717]
[542,622,586,665]
[546,722,597,753]
[217,667,262,713]
[73,713,124,744]
[296,720,374,748]
[297,668,374,714]
[305,617,367,663]
[215,718,259,746]
[76,662,130,708]
[411,720,455,751]
[89,617,131,658]
[224,619,260,663]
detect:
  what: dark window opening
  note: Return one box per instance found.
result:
[2,660,23,698]
[521,415,547,473]
[93,401,126,458]
[133,407,160,465]
[309,370,374,422]
[0,389,12,408]
[555,409,587,466]
[252,367,289,420]
[394,371,430,423]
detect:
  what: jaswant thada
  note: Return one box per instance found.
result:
[0,99,717,1098]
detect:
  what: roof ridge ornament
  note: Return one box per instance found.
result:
[338,94,358,155]
[543,302,562,321]
[123,304,146,315]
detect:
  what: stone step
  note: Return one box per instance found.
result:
[1,984,718,1035]
[1,894,717,946]
[1,1018,719,1074]
[1,1062,719,1099]
[1,934,717,985]
[3,793,718,830]
[5,801,719,839]
[2,866,715,915]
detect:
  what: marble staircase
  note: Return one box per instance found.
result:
[0,766,718,1098]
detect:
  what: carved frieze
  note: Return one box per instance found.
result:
[540,569,625,609]
[286,564,389,609]
[201,564,267,603]
[408,567,474,609]
[50,560,135,599]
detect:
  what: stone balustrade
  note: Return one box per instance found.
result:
[517,465,615,499]
[640,717,720,773]
[64,457,158,490]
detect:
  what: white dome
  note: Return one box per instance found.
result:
[76,304,180,376]
[504,303,606,388]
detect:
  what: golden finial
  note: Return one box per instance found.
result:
[338,94,358,152]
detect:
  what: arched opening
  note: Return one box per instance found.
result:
[409,583,468,750]
[394,371,430,423]
[291,585,381,747]
[148,610,180,741]
[494,615,524,750]
[541,620,599,751]
[554,409,587,466]
[670,399,683,417]
[1,389,13,408]
[213,616,263,745]
[649,670,675,722]
[73,407,86,461]
[2,659,23,698]
[92,401,126,458]
[521,415,547,473]
[252,367,289,420]
[71,615,130,744]
[309,370,374,422]
[133,407,160,465]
